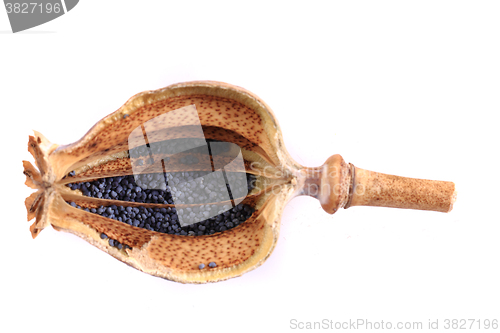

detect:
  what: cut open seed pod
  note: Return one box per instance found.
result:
[23,81,457,283]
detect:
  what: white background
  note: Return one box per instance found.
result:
[1,1,499,332]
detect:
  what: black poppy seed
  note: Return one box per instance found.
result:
[100,233,107,239]
[198,263,205,269]
[64,166,257,236]
[123,114,129,119]
[208,262,216,268]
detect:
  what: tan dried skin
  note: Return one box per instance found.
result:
[23,81,456,283]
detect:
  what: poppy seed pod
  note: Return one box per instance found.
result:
[23,81,456,283]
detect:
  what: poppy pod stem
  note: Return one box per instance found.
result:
[301,155,457,214]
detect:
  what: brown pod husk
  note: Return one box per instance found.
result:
[23,81,456,283]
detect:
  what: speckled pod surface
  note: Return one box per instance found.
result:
[23,81,456,283]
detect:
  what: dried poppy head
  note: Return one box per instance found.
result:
[23,81,456,283]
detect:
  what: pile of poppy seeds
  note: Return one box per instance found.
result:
[66,138,258,268]
[67,172,256,235]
